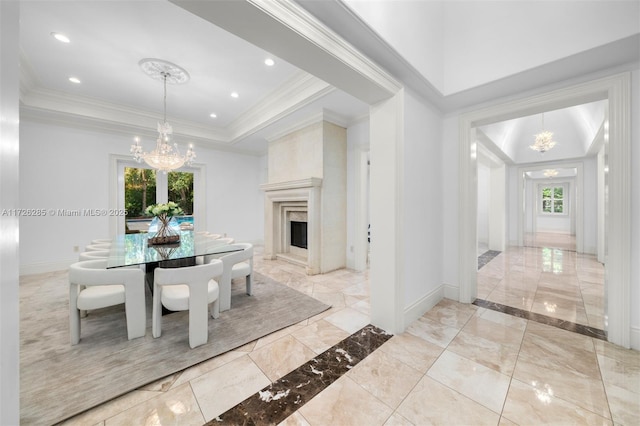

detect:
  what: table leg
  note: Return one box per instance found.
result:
[146,257,197,315]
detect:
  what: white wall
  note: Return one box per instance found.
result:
[346,118,369,269]
[630,68,640,348]
[477,163,490,245]
[1,1,20,422]
[19,120,264,273]
[441,115,460,288]
[403,88,443,308]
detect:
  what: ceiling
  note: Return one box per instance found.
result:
[18,1,635,159]
[19,0,369,154]
[476,99,607,167]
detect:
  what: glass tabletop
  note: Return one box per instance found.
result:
[106,231,240,268]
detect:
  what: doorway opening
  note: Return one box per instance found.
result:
[461,73,631,348]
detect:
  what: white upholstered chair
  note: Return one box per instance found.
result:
[85,243,111,252]
[68,259,146,345]
[216,237,234,245]
[218,243,253,312]
[152,259,223,349]
[79,250,110,261]
[91,238,112,244]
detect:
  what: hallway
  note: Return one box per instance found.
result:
[478,233,604,330]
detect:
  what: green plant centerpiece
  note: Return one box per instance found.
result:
[146,202,183,245]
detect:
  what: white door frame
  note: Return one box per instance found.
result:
[353,146,370,271]
[459,73,631,348]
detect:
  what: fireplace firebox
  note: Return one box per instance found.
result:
[290,221,308,249]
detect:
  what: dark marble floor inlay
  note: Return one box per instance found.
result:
[473,298,607,341]
[477,250,501,270]
[206,324,392,425]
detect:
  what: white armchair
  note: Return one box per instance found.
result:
[152,259,224,349]
[79,250,110,261]
[218,243,253,312]
[85,243,111,252]
[91,238,112,244]
[68,259,146,345]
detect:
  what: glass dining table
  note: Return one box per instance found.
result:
[107,231,241,295]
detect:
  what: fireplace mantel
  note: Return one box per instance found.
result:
[260,177,322,192]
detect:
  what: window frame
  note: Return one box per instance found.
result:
[538,182,568,216]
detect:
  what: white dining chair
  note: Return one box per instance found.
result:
[79,250,110,261]
[152,259,223,349]
[68,259,146,345]
[85,243,111,252]
[91,238,112,244]
[217,243,253,312]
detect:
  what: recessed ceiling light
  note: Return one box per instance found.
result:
[264,58,275,66]
[209,113,217,118]
[68,77,81,84]
[231,92,239,98]
[51,32,70,43]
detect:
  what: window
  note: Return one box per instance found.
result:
[112,156,204,236]
[123,167,194,233]
[540,185,565,215]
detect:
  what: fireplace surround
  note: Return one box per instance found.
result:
[261,178,321,274]
[261,119,346,275]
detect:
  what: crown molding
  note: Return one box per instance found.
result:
[19,49,39,100]
[20,86,229,141]
[19,70,341,151]
[19,105,264,157]
[227,71,334,143]
[249,0,401,98]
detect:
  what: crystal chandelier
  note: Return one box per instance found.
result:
[131,59,195,173]
[530,113,556,153]
[543,169,558,178]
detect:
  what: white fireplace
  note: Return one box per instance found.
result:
[261,119,346,275]
[261,178,322,274]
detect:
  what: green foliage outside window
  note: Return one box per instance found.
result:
[124,168,194,218]
[168,171,194,215]
[125,167,156,218]
[541,185,564,214]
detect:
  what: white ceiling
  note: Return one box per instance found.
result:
[18,1,638,158]
[19,0,369,154]
[477,99,607,166]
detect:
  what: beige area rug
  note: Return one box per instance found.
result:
[20,270,329,425]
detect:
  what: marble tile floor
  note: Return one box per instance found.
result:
[477,242,606,330]
[524,231,577,251]
[56,246,638,426]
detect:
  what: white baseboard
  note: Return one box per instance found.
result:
[443,284,459,301]
[631,326,640,351]
[403,285,443,329]
[20,259,74,276]
[583,245,597,255]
